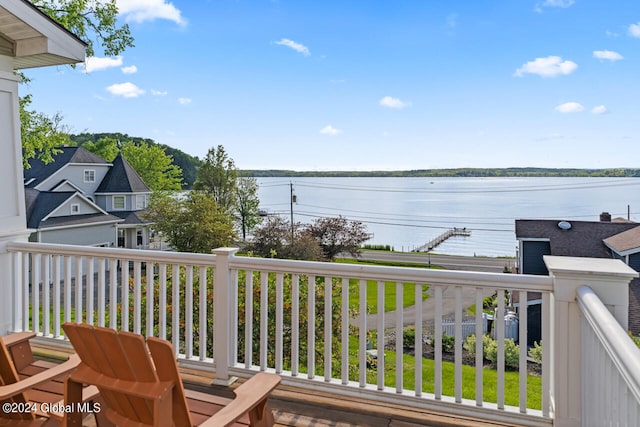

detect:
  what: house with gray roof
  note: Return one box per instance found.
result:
[516,213,640,335]
[24,146,152,248]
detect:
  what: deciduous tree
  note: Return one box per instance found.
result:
[236,176,262,241]
[21,0,134,165]
[144,192,235,253]
[121,142,183,191]
[193,145,238,212]
[20,95,71,168]
[304,216,370,260]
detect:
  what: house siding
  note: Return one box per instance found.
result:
[50,197,100,217]
[39,223,117,246]
[39,164,110,195]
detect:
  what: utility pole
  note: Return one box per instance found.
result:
[290,182,295,243]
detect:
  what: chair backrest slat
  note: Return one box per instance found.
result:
[147,337,192,426]
[95,326,156,424]
[63,323,192,427]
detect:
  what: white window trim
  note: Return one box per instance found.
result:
[83,169,96,183]
[70,203,80,214]
[113,195,126,210]
[136,194,148,210]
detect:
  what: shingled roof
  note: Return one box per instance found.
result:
[603,226,640,256]
[95,153,151,193]
[24,146,109,189]
[515,219,638,258]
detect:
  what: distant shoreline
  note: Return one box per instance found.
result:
[240,168,640,178]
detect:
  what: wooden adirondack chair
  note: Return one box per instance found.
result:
[0,332,80,426]
[62,323,281,427]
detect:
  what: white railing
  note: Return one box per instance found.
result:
[577,285,640,425]
[7,241,557,426]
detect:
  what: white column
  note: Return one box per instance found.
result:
[0,55,30,335]
[544,255,638,427]
[212,247,239,385]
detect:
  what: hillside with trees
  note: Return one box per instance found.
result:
[70,133,201,188]
[240,167,640,178]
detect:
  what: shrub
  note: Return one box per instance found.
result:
[403,327,416,349]
[485,338,520,368]
[528,340,543,364]
[463,334,476,353]
[441,334,455,353]
[464,333,520,368]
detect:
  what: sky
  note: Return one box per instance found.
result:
[23,0,640,171]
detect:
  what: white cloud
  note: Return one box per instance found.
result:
[592,105,608,114]
[320,125,342,136]
[82,56,123,73]
[121,65,138,74]
[555,102,584,113]
[106,82,145,98]
[151,89,168,96]
[535,0,575,12]
[514,56,578,77]
[178,97,192,105]
[275,38,310,56]
[379,96,411,109]
[629,23,640,38]
[116,0,186,26]
[593,50,623,61]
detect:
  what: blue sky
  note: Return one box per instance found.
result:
[24,0,640,170]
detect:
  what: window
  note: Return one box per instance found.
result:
[84,169,96,183]
[70,204,80,214]
[113,195,125,210]
[136,195,148,209]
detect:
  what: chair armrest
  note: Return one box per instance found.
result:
[1,332,36,348]
[199,373,280,427]
[0,354,79,400]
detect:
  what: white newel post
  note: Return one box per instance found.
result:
[0,54,30,335]
[544,255,638,427]
[212,247,239,385]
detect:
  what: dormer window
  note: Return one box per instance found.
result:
[84,169,96,183]
[70,204,80,214]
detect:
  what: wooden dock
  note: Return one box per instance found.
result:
[414,227,471,252]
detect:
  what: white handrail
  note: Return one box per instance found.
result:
[577,285,640,402]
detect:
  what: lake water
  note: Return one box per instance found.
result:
[256,177,640,257]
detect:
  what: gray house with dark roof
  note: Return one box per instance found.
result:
[516,214,640,335]
[24,147,152,248]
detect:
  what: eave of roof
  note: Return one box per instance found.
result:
[603,226,640,256]
[0,0,86,70]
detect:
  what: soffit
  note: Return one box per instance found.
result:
[0,0,85,70]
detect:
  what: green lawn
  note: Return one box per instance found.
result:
[346,279,429,314]
[374,350,542,410]
[336,258,432,314]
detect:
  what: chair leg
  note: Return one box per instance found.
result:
[64,378,84,426]
[247,400,274,427]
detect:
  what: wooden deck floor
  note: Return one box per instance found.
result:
[32,343,527,427]
[183,373,526,427]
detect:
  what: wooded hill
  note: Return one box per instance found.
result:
[240,168,640,178]
[68,133,640,187]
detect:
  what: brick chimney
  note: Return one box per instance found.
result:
[600,212,612,222]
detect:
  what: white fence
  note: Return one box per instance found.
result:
[7,242,639,426]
